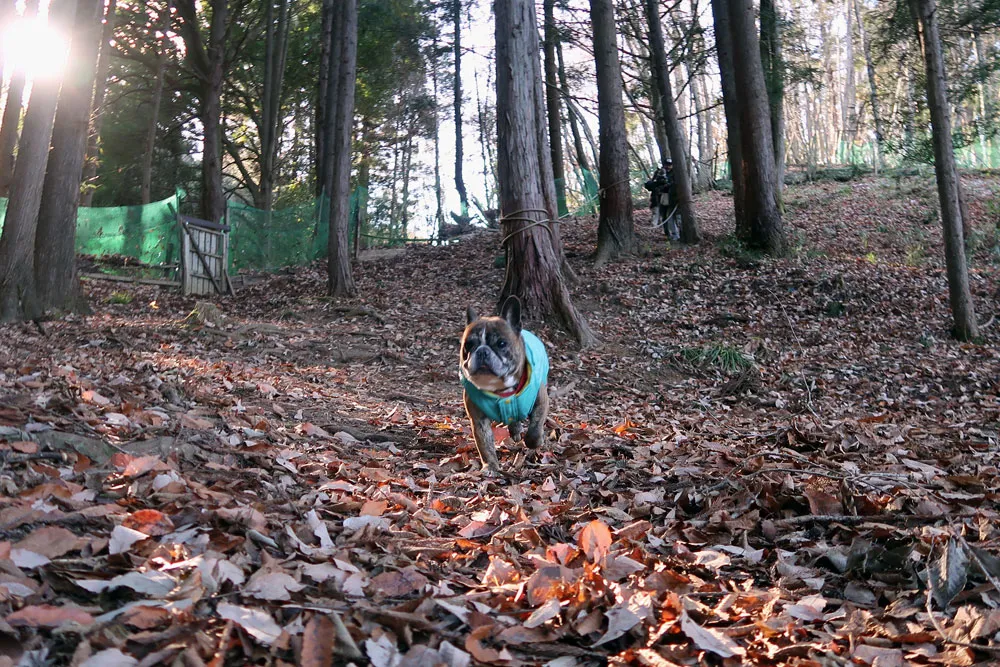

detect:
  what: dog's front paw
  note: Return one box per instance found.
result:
[480,463,502,477]
[508,422,524,442]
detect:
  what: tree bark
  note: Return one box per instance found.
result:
[327,0,358,297]
[0,0,38,197]
[843,0,857,156]
[646,0,699,244]
[543,0,567,216]
[258,0,291,211]
[494,0,593,346]
[556,37,589,173]
[315,0,333,196]
[853,0,883,171]
[34,0,104,314]
[176,0,227,223]
[711,0,745,236]
[759,0,785,198]
[140,0,172,205]
[453,0,468,215]
[909,0,979,340]
[201,0,226,223]
[591,0,635,264]
[432,38,445,235]
[0,0,77,321]
[726,0,785,255]
[79,0,114,206]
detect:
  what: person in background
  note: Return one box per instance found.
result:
[661,159,680,242]
[644,159,679,242]
[644,166,668,229]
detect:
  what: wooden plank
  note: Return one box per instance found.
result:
[81,273,181,287]
[182,221,224,295]
[181,220,191,295]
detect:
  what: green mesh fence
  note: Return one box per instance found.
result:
[75,193,181,265]
[0,192,181,267]
[227,190,363,270]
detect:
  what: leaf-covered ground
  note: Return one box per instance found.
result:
[1,173,999,666]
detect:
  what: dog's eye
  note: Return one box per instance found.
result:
[497,340,507,349]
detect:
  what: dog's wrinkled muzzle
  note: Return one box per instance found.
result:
[467,345,507,377]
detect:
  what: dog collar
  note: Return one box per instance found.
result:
[494,368,529,398]
[460,330,549,425]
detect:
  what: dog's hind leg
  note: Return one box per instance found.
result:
[524,384,549,449]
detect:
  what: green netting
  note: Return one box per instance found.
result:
[75,193,181,265]
[553,178,570,217]
[227,189,362,271]
[0,192,180,267]
[564,168,599,216]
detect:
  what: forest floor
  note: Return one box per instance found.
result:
[1,173,1000,666]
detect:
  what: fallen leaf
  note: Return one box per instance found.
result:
[121,510,174,537]
[929,538,969,609]
[7,604,94,628]
[244,571,305,601]
[300,614,335,667]
[523,598,562,629]
[217,602,282,646]
[79,649,138,667]
[371,566,428,597]
[109,526,148,555]
[593,593,653,646]
[678,610,744,658]
[578,520,612,562]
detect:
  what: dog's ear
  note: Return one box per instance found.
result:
[466,306,478,325]
[500,295,522,332]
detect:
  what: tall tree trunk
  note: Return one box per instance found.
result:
[34,0,104,313]
[726,0,784,254]
[453,0,468,215]
[79,0,115,206]
[759,0,785,198]
[432,38,445,236]
[556,38,589,173]
[474,67,497,209]
[140,0,172,205]
[650,87,670,166]
[355,124,370,256]
[590,0,635,264]
[543,0,567,216]
[258,0,291,211]
[0,0,38,197]
[327,0,358,297]
[532,0,573,280]
[646,0,699,244]
[315,0,333,196]
[843,0,857,156]
[854,0,883,171]
[0,72,25,197]
[400,126,413,239]
[711,0,746,236]
[494,0,593,346]
[910,0,979,340]
[201,0,226,223]
[0,0,77,321]
[177,0,227,222]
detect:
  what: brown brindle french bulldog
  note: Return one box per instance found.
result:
[459,296,550,474]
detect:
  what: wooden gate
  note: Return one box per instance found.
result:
[179,214,233,296]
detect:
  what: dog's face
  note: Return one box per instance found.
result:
[460,296,526,393]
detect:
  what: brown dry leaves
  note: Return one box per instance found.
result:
[0,174,998,664]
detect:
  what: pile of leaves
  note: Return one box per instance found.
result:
[0,173,998,666]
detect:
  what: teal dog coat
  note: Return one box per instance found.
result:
[461,330,549,425]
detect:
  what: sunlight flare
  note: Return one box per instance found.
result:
[2,17,70,82]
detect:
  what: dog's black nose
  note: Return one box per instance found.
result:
[475,346,490,363]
